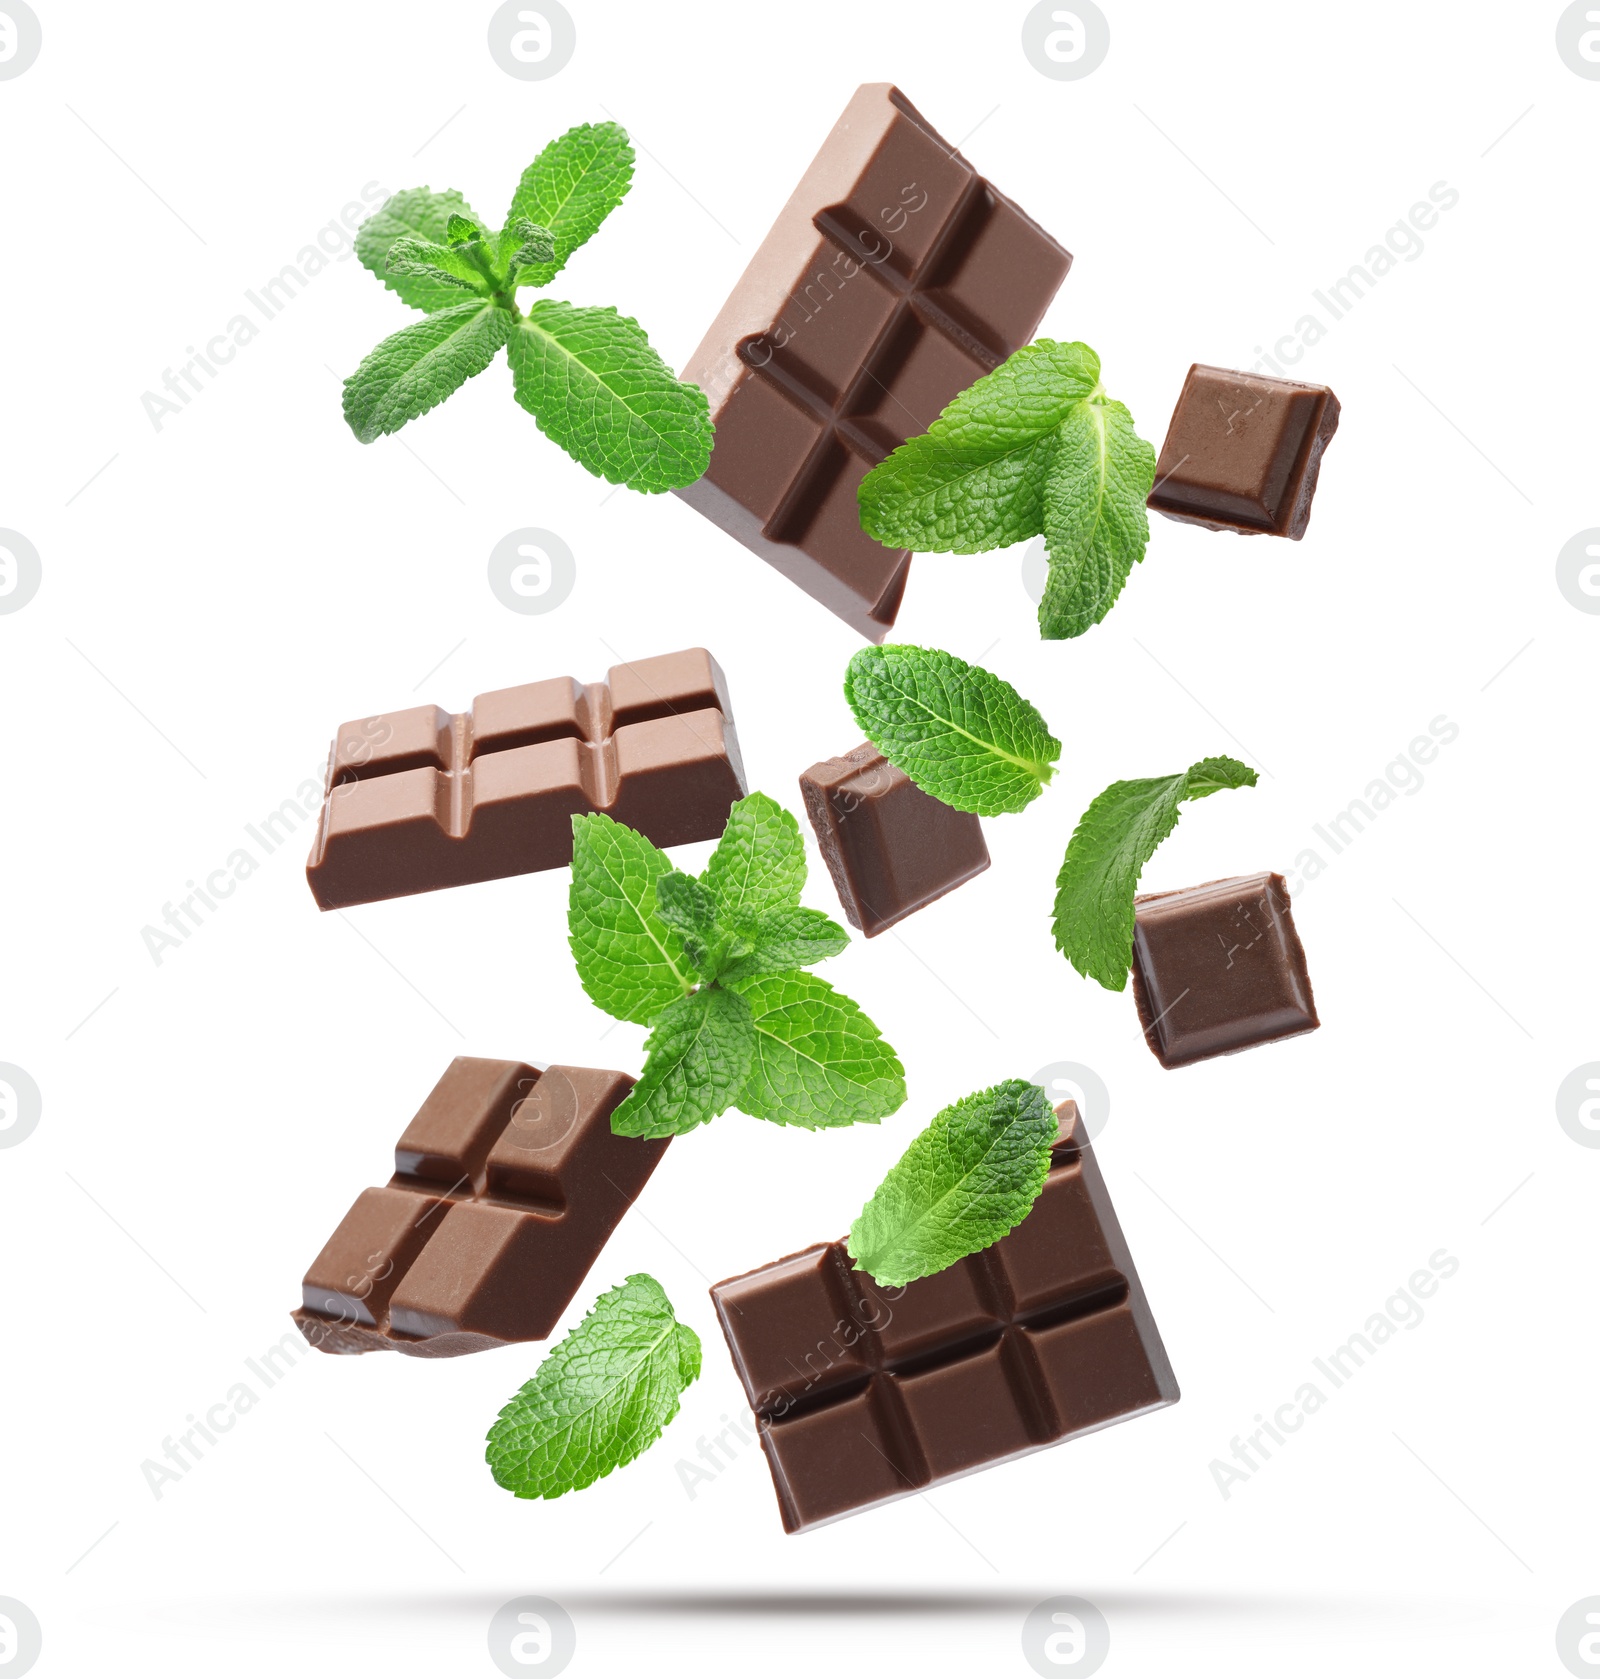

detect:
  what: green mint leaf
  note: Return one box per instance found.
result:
[610,986,756,1138]
[701,792,805,924]
[857,340,1100,553]
[1183,755,1261,799]
[485,1274,700,1499]
[501,121,635,289]
[505,216,557,275]
[384,235,488,294]
[654,870,720,978]
[342,300,510,444]
[356,186,490,313]
[1038,396,1156,640]
[445,213,481,245]
[568,813,695,1025]
[1051,755,1259,990]
[508,300,713,492]
[844,644,1060,817]
[846,1080,1055,1288]
[718,907,850,984]
[728,971,905,1129]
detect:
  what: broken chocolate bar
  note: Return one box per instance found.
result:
[293,1058,667,1357]
[799,744,989,936]
[677,83,1071,640]
[1147,364,1340,539]
[1131,872,1319,1068]
[304,648,746,909]
[711,1100,1177,1532]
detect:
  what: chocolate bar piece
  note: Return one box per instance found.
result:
[799,744,989,936]
[711,1100,1177,1532]
[305,648,746,909]
[1147,364,1340,539]
[1131,872,1319,1068]
[293,1058,667,1357]
[677,84,1071,640]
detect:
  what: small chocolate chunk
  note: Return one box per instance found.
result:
[1147,365,1340,539]
[1130,872,1320,1068]
[799,744,989,936]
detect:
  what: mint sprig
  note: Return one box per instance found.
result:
[857,340,1155,639]
[1052,756,1259,990]
[844,644,1060,815]
[847,1080,1056,1288]
[345,122,712,493]
[485,1274,699,1500]
[569,793,905,1138]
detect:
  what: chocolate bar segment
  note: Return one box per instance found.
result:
[1148,365,1340,539]
[294,1058,668,1357]
[678,84,1072,639]
[800,744,989,936]
[305,648,747,908]
[711,1101,1178,1531]
[1131,872,1319,1068]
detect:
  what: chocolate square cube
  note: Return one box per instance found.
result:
[799,744,990,937]
[1130,872,1320,1068]
[1147,365,1340,539]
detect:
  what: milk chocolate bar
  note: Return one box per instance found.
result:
[304,648,746,908]
[1148,365,1340,539]
[294,1058,667,1357]
[799,744,989,936]
[1131,872,1320,1068]
[678,83,1071,639]
[711,1100,1177,1531]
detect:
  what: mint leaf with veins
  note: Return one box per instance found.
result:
[847,1080,1055,1287]
[342,301,511,443]
[564,792,903,1137]
[728,970,906,1129]
[486,1274,700,1499]
[610,987,755,1139]
[344,123,709,492]
[355,187,489,313]
[1051,755,1259,990]
[568,813,694,1025]
[858,341,1099,552]
[702,791,805,924]
[384,235,487,294]
[500,121,635,289]
[856,340,1156,639]
[1039,395,1156,640]
[844,643,1060,816]
[508,300,712,493]
[718,907,849,984]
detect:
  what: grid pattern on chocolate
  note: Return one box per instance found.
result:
[678,84,1071,639]
[741,137,1005,559]
[304,648,747,908]
[293,1058,668,1359]
[712,1105,1178,1530]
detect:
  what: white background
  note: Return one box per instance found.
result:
[1,2,1595,1674]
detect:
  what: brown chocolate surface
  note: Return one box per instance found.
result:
[293,1058,667,1357]
[799,744,989,936]
[677,84,1071,639]
[1147,365,1340,539]
[304,648,746,909]
[711,1101,1178,1532]
[1130,872,1320,1068]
